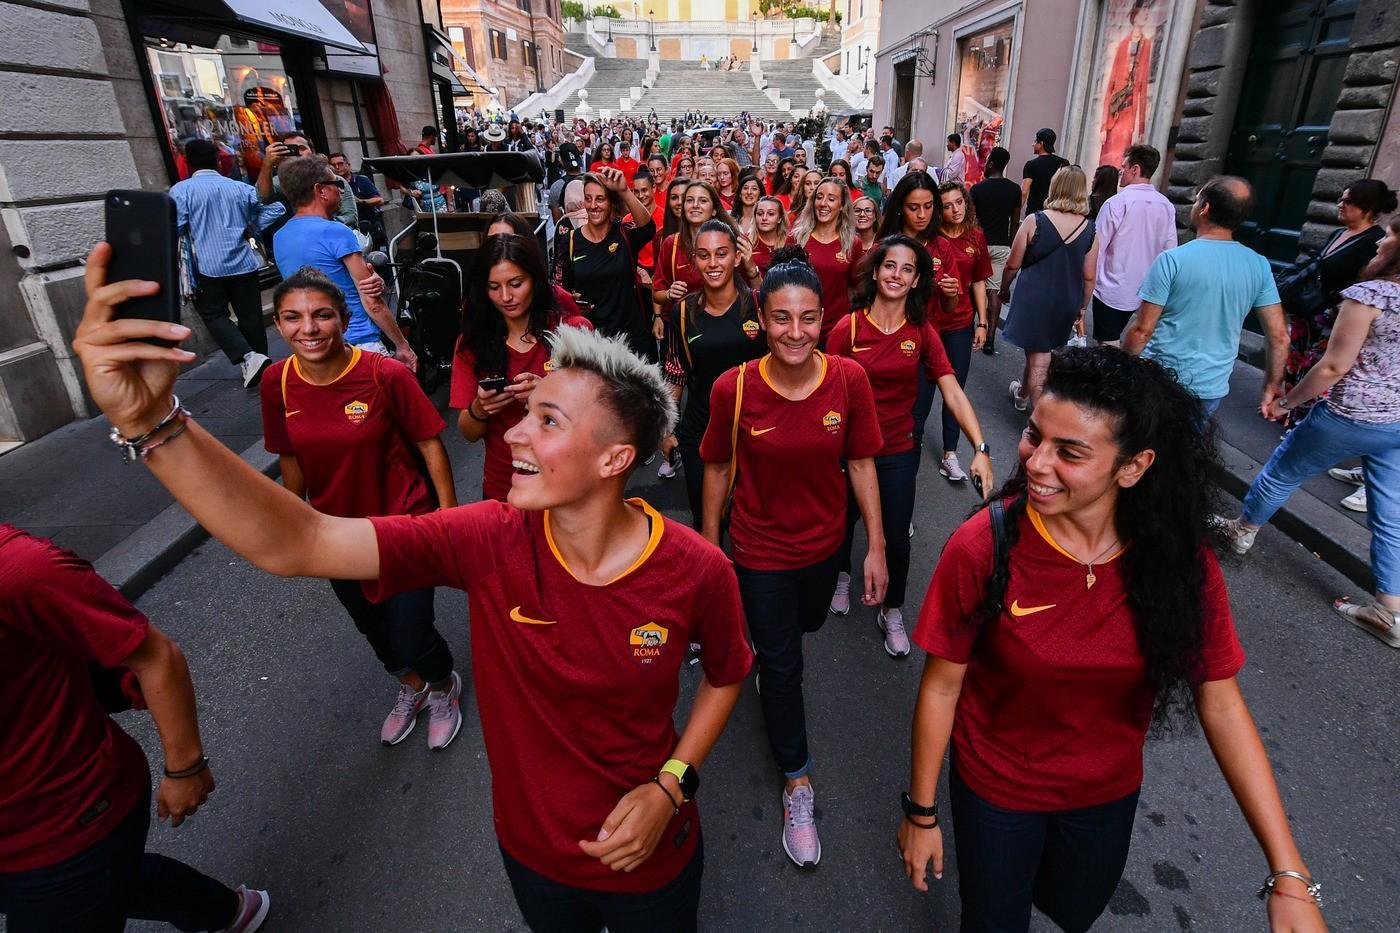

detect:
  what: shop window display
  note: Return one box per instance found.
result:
[1082,0,1168,169]
[145,36,304,182]
[953,21,1014,183]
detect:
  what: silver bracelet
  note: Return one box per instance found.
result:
[109,395,185,464]
[1257,870,1322,907]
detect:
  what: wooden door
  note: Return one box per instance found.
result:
[1225,0,1356,264]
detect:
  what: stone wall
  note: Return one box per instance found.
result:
[1168,0,1399,251]
[1301,0,1399,251]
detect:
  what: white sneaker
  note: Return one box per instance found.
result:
[1328,466,1364,486]
[939,453,967,482]
[1214,515,1258,555]
[829,571,851,616]
[658,448,681,480]
[1008,380,1028,411]
[907,522,915,539]
[878,608,911,657]
[1341,487,1367,513]
[240,352,271,389]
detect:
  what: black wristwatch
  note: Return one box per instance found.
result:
[901,791,938,826]
[976,442,991,455]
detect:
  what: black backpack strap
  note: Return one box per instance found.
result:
[987,499,1009,614]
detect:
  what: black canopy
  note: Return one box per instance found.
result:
[364,151,544,190]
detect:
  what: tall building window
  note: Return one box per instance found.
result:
[490,28,508,60]
[517,0,531,10]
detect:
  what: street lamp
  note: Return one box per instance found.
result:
[606,14,613,43]
[861,46,869,95]
[751,13,758,54]
[648,9,656,52]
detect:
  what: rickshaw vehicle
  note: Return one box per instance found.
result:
[364,150,547,392]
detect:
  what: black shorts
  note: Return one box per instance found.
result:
[1091,296,1135,342]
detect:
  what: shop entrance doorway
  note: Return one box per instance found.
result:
[892,58,915,143]
[1224,0,1357,265]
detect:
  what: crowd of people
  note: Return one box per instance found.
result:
[8,103,1398,933]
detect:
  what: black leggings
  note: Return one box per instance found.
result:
[329,580,453,684]
[949,759,1139,933]
[0,785,238,932]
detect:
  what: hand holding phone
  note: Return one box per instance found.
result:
[104,190,180,330]
[478,376,510,393]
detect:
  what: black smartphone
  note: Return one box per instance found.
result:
[104,190,180,327]
[973,475,985,499]
[479,376,510,393]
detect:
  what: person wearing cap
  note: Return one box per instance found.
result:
[1022,128,1070,214]
[549,144,584,224]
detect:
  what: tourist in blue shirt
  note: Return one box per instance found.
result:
[1123,176,1287,419]
[171,139,285,388]
[272,157,416,371]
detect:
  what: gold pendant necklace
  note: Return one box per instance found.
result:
[1079,540,1121,590]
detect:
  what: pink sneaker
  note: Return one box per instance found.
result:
[426,671,463,750]
[381,682,429,746]
[782,784,821,869]
[223,885,270,932]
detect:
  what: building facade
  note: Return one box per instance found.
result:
[873,0,1398,262]
[441,0,568,110]
[0,0,445,447]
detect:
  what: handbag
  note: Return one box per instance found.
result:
[1275,230,1340,319]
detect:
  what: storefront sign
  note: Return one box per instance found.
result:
[222,0,364,52]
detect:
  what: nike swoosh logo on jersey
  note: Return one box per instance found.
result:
[750,426,776,436]
[1009,600,1056,617]
[852,346,872,352]
[686,332,703,343]
[285,410,301,417]
[510,606,557,625]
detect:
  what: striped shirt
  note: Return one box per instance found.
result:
[171,170,285,278]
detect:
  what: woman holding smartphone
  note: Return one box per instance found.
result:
[659,219,765,512]
[700,247,886,870]
[826,236,993,647]
[454,234,592,502]
[260,267,462,750]
[899,348,1325,933]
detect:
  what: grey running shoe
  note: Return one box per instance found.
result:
[381,682,429,745]
[1341,487,1367,513]
[426,671,463,751]
[940,453,968,482]
[829,571,851,616]
[878,608,911,657]
[782,784,821,868]
[240,352,272,389]
[1214,515,1258,556]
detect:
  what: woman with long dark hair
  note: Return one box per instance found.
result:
[454,234,592,501]
[716,158,740,211]
[261,268,462,749]
[930,180,993,484]
[898,348,1325,933]
[700,246,886,871]
[772,157,797,210]
[1088,164,1119,220]
[826,236,993,648]
[553,167,656,356]
[732,170,763,236]
[829,159,856,194]
[790,177,864,345]
[788,169,823,225]
[659,219,765,509]
[653,180,742,315]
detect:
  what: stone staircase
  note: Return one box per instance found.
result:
[761,34,858,113]
[563,34,653,115]
[638,61,790,121]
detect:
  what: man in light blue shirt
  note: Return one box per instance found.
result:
[271,157,415,372]
[171,139,285,388]
[1123,176,1287,419]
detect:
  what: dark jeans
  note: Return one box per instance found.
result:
[734,550,843,777]
[939,326,975,455]
[193,270,267,365]
[0,785,239,932]
[329,580,453,684]
[949,760,1139,933]
[1090,296,1134,343]
[500,834,703,933]
[839,446,919,607]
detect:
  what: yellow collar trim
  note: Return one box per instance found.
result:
[758,351,828,399]
[292,345,360,385]
[1026,505,1127,566]
[543,497,664,587]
